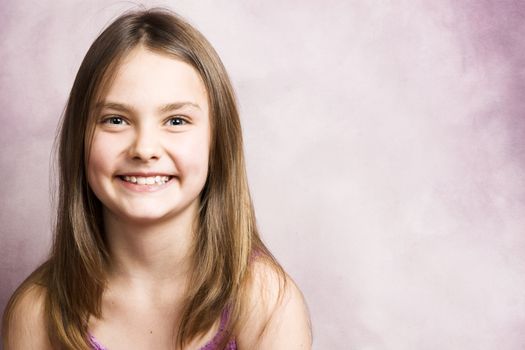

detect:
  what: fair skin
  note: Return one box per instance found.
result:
[5,46,311,349]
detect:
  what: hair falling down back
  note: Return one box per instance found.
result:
[2,8,284,349]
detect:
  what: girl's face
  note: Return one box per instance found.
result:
[87,46,210,225]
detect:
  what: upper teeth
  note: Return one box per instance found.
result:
[123,176,170,184]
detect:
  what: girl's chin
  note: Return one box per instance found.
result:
[121,212,176,224]
[101,207,176,225]
[99,195,202,226]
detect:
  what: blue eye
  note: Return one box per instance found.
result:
[103,116,127,125]
[167,117,187,126]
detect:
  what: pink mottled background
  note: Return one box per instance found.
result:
[1,1,525,349]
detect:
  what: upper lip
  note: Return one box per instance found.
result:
[117,172,174,177]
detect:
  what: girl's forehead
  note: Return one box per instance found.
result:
[101,46,209,112]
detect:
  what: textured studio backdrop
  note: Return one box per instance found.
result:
[1,1,525,349]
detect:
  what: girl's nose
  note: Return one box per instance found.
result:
[128,126,161,161]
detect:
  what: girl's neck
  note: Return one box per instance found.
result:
[102,203,198,289]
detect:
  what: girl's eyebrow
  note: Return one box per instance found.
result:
[95,101,202,113]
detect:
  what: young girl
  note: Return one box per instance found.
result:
[2,8,311,350]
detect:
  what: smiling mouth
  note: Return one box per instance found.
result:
[118,175,173,185]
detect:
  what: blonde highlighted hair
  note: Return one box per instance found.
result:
[2,8,283,349]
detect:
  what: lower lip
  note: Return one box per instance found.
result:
[116,176,176,193]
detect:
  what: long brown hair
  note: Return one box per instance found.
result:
[2,8,283,349]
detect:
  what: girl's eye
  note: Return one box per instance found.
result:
[102,116,128,125]
[167,117,187,126]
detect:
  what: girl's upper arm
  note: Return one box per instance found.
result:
[3,284,53,350]
[237,259,313,349]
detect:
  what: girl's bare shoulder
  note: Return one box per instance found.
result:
[2,283,53,349]
[237,256,313,349]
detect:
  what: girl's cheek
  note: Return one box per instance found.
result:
[87,134,119,180]
[86,150,107,189]
[168,129,209,156]
[169,135,209,176]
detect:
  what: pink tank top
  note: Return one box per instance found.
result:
[88,309,237,350]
